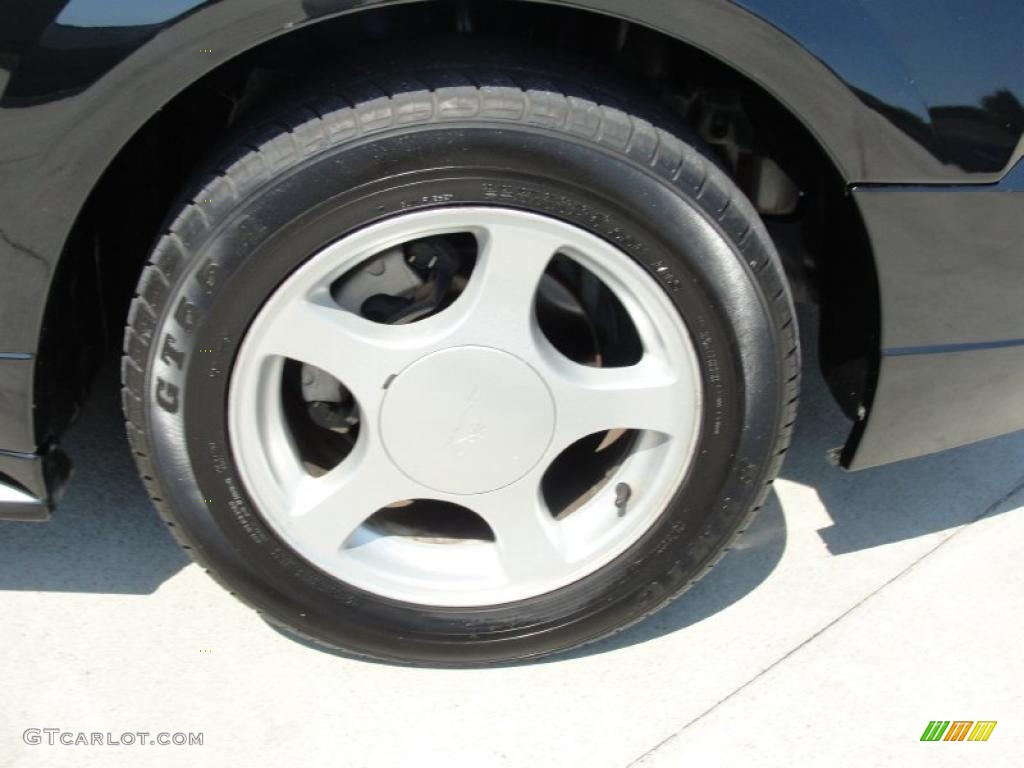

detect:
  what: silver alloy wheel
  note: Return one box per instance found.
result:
[228,207,702,606]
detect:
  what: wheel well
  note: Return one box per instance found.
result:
[38,0,878,443]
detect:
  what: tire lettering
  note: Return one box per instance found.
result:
[649,260,682,292]
[195,259,221,295]
[155,378,180,414]
[480,182,645,253]
[160,334,186,370]
[174,297,198,333]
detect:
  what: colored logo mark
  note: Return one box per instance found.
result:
[920,720,997,742]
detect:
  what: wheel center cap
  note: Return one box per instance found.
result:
[380,346,555,495]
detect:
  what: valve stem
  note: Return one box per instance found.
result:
[615,483,632,516]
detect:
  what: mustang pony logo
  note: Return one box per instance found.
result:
[449,387,486,456]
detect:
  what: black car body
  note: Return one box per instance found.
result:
[2,0,1023,519]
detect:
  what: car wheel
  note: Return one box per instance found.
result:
[122,64,798,664]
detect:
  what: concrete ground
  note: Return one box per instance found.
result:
[2,314,1023,768]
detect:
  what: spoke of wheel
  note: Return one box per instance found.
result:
[254,296,423,404]
[447,221,564,352]
[546,354,697,451]
[472,476,571,583]
[285,437,413,552]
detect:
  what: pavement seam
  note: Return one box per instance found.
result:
[625,472,1024,767]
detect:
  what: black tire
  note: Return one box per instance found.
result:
[122,62,799,665]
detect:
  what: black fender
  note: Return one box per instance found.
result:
[6,0,1018,358]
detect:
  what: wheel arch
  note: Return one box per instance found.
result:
[33,0,881,466]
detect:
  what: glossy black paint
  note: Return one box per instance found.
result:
[847,158,1024,468]
[859,160,1024,351]
[1,0,1024,508]
[738,0,1024,177]
[0,443,69,519]
[848,343,1024,470]
[0,355,33,454]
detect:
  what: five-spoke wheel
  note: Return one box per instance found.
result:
[230,208,702,605]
